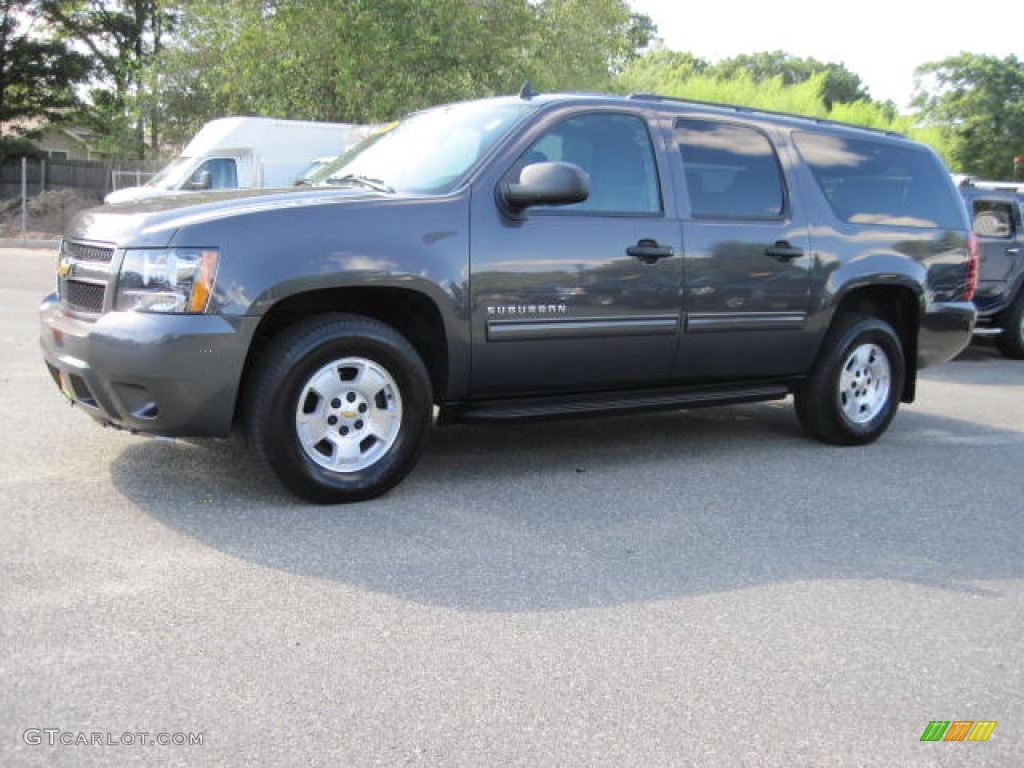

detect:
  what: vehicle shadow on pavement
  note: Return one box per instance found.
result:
[921,340,1023,388]
[109,399,1024,612]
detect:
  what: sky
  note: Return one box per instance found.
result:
[628,0,1022,109]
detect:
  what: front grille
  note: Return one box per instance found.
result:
[58,239,115,315]
[62,240,114,263]
[63,280,106,312]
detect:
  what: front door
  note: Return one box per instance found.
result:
[469,111,683,396]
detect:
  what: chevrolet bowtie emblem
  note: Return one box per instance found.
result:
[57,257,73,278]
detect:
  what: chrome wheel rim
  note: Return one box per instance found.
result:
[838,343,891,425]
[295,357,403,472]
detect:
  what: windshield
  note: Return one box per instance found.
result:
[146,156,195,189]
[304,134,387,186]
[319,101,533,194]
[294,157,337,185]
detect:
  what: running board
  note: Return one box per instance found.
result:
[971,327,1002,337]
[442,383,791,423]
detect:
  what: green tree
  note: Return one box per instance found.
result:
[528,0,655,91]
[614,53,953,164]
[710,51,869,107]
[913,53,1024,178]
[614,45,709,94]
[617,48,870,108]
[0,0,90,146]
[39,0,177,159]
[149,0,653,142]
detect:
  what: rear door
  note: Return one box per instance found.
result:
[669,118,815,380]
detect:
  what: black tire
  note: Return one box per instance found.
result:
[794,313,905,445]
[994,290,1024,359]
[243,313,432,503]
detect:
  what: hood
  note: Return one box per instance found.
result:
[67,186,391,248]
[103,185,178,204]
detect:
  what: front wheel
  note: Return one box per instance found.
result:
[794,313,905,445]
[994,290,1024,359]
[244,314,432,503]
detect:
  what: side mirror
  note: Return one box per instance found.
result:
[187,170,212,191]
[500,162,589,214]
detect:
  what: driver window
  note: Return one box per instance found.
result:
[515,113,661,215]
[189,158,238,190]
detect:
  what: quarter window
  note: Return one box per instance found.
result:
[514,113,661,215]
[675,119,785,219]
[793,132,964,229]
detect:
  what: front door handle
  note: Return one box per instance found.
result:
[766,240,803,261]
[627,239,674,264]
[1007,247,1020,255]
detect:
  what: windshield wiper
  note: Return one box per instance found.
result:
[328,174,394,194]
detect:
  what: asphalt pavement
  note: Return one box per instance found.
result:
[2,246,1021,767]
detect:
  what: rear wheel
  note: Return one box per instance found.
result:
[795,313,905,445]
[244,314,432,503]
[994,290,1024,359]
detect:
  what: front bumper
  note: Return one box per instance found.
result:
[39,292,259,437]
[918,300,977,369]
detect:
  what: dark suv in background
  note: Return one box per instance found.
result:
[957,178,1024,357]
[40,90,977,502]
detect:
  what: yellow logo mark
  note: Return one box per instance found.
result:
[57,258,73,278]
[968,721,997,742]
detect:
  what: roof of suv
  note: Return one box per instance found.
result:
[499,89,913,143]
[408,88,919,149]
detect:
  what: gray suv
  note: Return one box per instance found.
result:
[957,179,1024,357]
[40,90,977,503]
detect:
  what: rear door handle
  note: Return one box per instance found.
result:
[627,239,674,264]
[766,241,803,261]
[1007,247,1020,255]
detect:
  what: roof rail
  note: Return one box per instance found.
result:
[954,174,1024,191]
[964,178,1024,193]
[626,92,906,138]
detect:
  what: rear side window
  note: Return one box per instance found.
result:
[675,119,785,219]
[793,132,964,229]
[972,200,1016,238]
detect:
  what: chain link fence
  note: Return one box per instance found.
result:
[0,156,158,241]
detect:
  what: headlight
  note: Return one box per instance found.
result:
[116,248,219,313]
